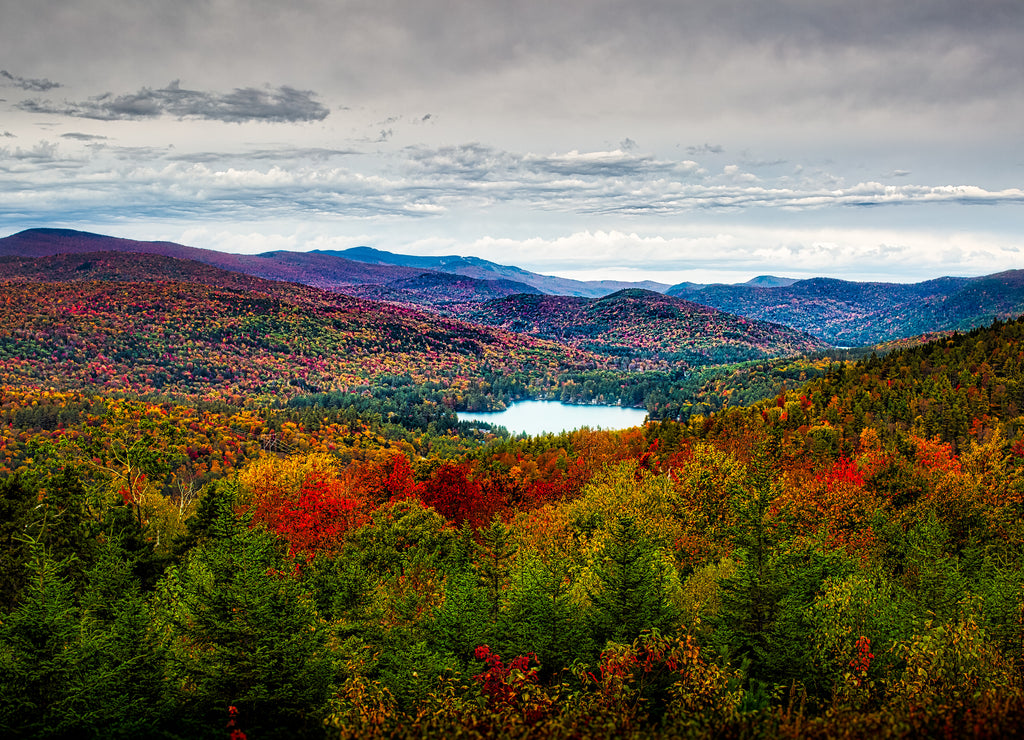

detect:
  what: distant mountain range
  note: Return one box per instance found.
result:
[0,250,608,404]
[667,273,1024,345]
[3,228,1023,347]
[0,228,443,288]
[671,275,799,291]
[324,246,671,297]
[0,245,826,374]
[0,229,667,300]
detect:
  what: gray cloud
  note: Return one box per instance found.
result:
[395,144,1024,216]
[166,147,358,164]
[4,1,1020,133]
[6,138,1016,234]
[61,132,108,141]
[19,80,330,123]
[244,147,356,161]
[403,143,698,182]
[0,141,59,161]
[1,69,61,91]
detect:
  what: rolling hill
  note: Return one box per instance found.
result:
[458,288,831,369]
[337,271,543,307]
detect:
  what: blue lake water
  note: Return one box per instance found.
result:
[458,400,648,436]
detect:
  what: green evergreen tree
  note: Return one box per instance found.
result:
[475,515,518,621]
[64,538,170,738]
[586,514,676,647]
[159,495,331,739]
[0,542,80,738]
[712,439,787,687]
[0,475,36,611]
[427,567,491,659]
[503,551,589,673]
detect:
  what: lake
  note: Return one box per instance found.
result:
[458,400,648,436]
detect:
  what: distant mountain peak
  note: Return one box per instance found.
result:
[743,275,798,288]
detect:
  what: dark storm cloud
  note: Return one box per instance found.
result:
[19,81,330,123]
[1,69,61,91]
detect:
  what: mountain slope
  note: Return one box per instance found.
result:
[745,314,1024,449]
[459,288,830,370]
[0,228,553,306]
[0,227,429,283]
[324,246,670,297]
[666,272,1024,345]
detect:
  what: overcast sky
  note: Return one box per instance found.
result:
[2,0,1022,283]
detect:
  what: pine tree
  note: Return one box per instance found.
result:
[0,475,37,611]
[586,514,676,647]
[160,497,331,739]
[475,515,518,621]
[504,552,589,673]
[0,541,79,738]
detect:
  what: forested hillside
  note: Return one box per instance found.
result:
[0,260,607,406]
[0,251,838,415]
[5,313,1024,737]
[338,271,543,307]
[7,229,1023,352]
[460,289,830,369]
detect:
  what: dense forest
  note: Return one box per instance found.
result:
[5,315,1024,738]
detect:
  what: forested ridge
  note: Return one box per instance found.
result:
[5,316,1024,737]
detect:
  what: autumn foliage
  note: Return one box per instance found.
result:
[8,280,1024,736]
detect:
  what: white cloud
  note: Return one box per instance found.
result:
[416,227,1024,283]
[1,126,1022,287]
